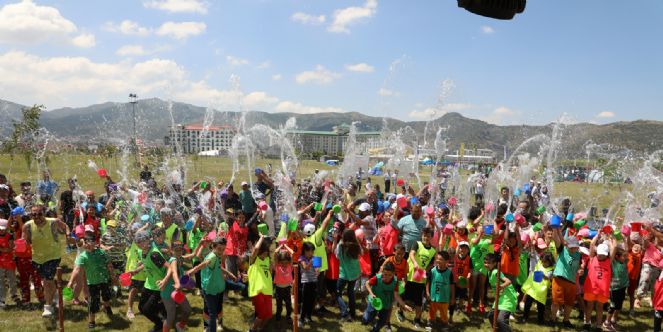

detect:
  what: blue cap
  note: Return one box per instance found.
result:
[11,206,25,216]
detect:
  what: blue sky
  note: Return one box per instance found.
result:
[0,0,661,125]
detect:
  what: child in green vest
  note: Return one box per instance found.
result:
[248,234,273,332]
[426,250,455,330]
[158,241,191,332]
[129,231,168,331]
[399,227,436,329]
[485,253,518,332]
[362,262,413,332]
[67,235,115,329]
[521,252,554,324]
[124,223,146,320]
[187,237,237,332]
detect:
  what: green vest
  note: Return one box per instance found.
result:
[156,222,178,246]
[248,256,273,296]
[125,242,146,281]
[407,241,436,283]
[141,244,166,291]
[372,274,396,309]
[201,252,226,295]
[430,267,452,303]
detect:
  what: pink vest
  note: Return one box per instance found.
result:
[583,256,611,298]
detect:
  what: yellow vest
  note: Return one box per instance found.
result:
[28,218,63,264]
[521,261,554,304]
[407,241,436,284]
[248,256,273,296]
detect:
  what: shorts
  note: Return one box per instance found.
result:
[455,287,468,300]
[403,281,426,306]
[584,292,609,304]
[130,279,145,290]
[610,287,627,311]
[88,283,112,313]
[252,293,273,320]
[32,259,61,280]
[429,302,449,323]
[552,277,576,305]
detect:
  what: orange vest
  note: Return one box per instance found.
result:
[453,255,471,287]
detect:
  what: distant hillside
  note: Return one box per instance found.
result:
[1,98,662,157]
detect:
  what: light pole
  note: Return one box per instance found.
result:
[129,93,138,161]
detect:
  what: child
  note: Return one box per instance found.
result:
[399,227,436,329]
[583,231,616,331]
[521,253,554,324]
[469,226,492,314]
[67,235,115,329]
[605,243,628,331]
[334,228,363,322]
[248,234,273,332]
[0,218,18,307]
[654,272,663,332]
[362,262,413,332]
[636,228,662,307]
[485,253,517,332]
[426,250,455,330]
[627,236,643,316]
[100,219,125,296]
[500,224,521,285]
[273,243,294,322]
[158,241,191,332]
[152,226,170,256]
[130,231,168,332]
[382,243,409,283]
[447,241,469,319]
[187,237,237,332]
[299,242,319,325]
[124,223,146,320]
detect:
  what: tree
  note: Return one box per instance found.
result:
[6,105,45,170]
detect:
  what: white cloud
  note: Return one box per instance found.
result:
[291,12,326,25]
[0,50,340,117]
[116,45,148,56]
[345,63,374,73]
[144,0,208,14]
[226,55,249,66]
[494,106,515,116]
[481,25,495,34]
[0,0,94,48]
[272,74,282,81]
[295,65,341,85]
[409,107,442,120]
[328,0,378,33]
[596,111,615,118]
[378,88,397,97]
[71,33,95,48]
[256,61,271,69]
[444,103,474,112]
[156,21,206,40]
[275,101,344,114]
[104,20,151,36]
[481,106,520,124]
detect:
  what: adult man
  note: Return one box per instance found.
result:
[391,203,427,253]
[37,170,58,198]
[58,178,77,231]
[22,205,67,317]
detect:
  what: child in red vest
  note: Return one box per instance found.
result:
[0,219,18,306]
[583,231,616,331]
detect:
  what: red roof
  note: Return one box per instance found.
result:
[183,124,235,131]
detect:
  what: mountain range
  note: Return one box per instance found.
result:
[1,98,662,158]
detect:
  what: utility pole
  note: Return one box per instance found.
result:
[129,93,138,162]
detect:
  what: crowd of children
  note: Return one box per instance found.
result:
[0,169,662,332]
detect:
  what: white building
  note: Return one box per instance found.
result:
[287,124,382,156]
[165,123,235,154]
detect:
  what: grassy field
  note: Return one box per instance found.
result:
[0,153,647,331]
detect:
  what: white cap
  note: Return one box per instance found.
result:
[0,219,8,230]
[303,223,316,236]
[597,243,610,256]
[84,224,95,233]
[359,202,371,212]
[241,181,248,186]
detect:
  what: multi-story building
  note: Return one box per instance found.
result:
[287,124,382,156]
[164,123,235,154]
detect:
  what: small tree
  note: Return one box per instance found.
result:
[5,105,45,170]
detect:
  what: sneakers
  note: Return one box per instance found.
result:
[466,303,472,315]
[340,315,353,323]
[126,309,135,320]
[396,311,405,322]
[425,321,433,331]
[88,322,96,329]
[414,319,422,329]
[175,322,187,332]
[42,305,53,317]
[582,323,591,332]
[384,325,393,332]
[479,305,486,314]
[0,301,5,309]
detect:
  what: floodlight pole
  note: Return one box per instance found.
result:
[129,93,138,162]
